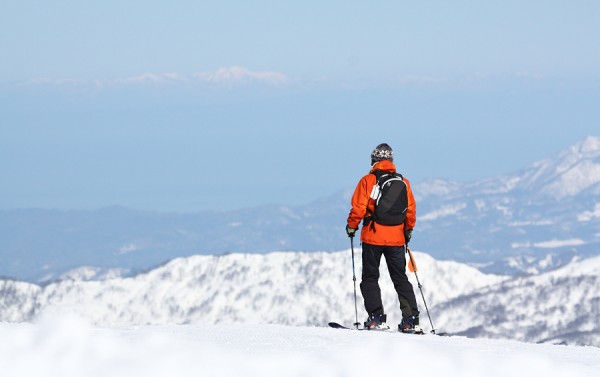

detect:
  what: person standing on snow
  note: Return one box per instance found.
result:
[345,143,421,332]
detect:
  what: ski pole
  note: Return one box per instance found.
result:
[406,246,437,334]
[350,237,360,329]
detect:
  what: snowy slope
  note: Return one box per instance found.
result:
[0,317,599,377]
[1,250,598,346]
[435,255,600,346]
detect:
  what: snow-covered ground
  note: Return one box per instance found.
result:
[0,314,598,377]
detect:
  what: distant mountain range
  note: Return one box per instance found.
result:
[1,136,600,282]
[413,135,600,272]
[1,250,598,347]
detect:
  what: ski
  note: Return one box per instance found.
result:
[328,322,352,330]
[400,328,425,335]
[328,322,389,331]
[328,322,450,336]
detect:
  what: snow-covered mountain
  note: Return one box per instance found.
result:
[435,254,600,346]
[416,136,600,201]
[1,250,598,347]
[414,136,600,271]
[1,136,600,281]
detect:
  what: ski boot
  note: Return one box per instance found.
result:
[399,315,423,334]
[364,313,389,330]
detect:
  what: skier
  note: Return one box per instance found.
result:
[345,143,421,332]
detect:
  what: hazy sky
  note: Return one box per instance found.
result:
[2,1,599,211]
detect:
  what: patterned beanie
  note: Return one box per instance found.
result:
[371,143,394,165]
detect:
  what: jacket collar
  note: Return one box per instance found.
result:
[370,160,396,173]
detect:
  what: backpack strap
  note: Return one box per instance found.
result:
[364,170,386,232]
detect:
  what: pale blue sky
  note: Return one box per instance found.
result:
[1,1,599,211]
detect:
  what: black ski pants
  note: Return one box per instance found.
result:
[360,243,419,319]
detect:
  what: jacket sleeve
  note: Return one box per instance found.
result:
[404,178,417,230]
[347,175,372,229]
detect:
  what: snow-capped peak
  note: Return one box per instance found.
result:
[552,135,600,174]
[416,136,600,200]
[573,135,600,157]
[505,136,600,198]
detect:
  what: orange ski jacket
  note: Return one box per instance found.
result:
[347,160,416,246]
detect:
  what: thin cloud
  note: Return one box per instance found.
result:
[397,75,449,85]
[112,72,190,85]
[15,69,544,91]
[194,66,290,85]
[17,67,291,88]
[465,71,546,82]
[18,78,87,87]
[514,71,545,80]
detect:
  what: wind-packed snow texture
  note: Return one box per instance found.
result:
[1,250,598,347]
[0,315,598,377]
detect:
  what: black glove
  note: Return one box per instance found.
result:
[346,225,357,238]
[404,228,413,244]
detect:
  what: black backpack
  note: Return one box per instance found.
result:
[367,171,408,227]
